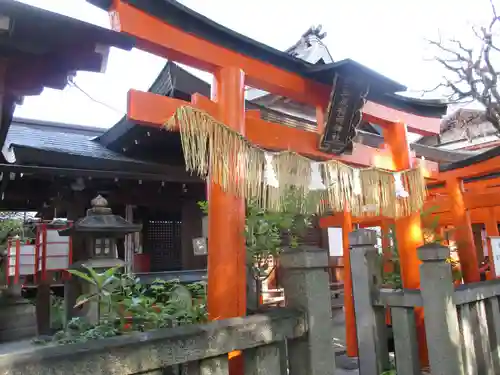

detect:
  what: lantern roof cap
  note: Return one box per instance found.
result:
[58,195,141,236]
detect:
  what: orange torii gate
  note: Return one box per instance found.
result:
[429,150,500,277]
[89,0,447,368]
[321,148,500,359]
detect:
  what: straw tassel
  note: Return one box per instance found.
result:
[165,106,428,218]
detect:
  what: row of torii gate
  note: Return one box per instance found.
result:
[90,0,499,369]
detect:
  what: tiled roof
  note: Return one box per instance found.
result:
[1,118,199,183]
[5,119,149,164]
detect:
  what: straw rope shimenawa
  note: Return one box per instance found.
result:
[165,106,427,218]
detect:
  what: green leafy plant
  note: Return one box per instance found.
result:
[0,214,37,250]
[381,370,397,375]
[197,201,208,215]
[68,265,123,323]
[380,356,397,374]
[38,265,208,345]
[47,317,119,345]
[378,224,402,289]
[199,192,313,307]
[381,206,461,289]
[245,197,311,278]
[50,295,65,330]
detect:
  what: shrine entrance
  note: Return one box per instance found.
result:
[88,0,449,370]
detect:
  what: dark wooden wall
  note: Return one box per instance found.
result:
[181,200,206,270]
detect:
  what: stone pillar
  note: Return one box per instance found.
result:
[418,243,463,374]
[86,284,100,325]
[279,245,336,375]
[349,229,389,375]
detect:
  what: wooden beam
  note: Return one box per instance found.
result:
[128,89,439,170]
[0,163,200,183]
[321,205,500,228]
[464,176,500,191]
[362,102,440,136]
[436,155,500,181]
[126,92,189,128]
[247,111,395,166]
[428,176,500,196]
[464,190,500,210]
[113,2,441,135]
[424,186,500,212]
[322,187,500,228]
[113,1,325,107]
[424,190,500,217]
[6,47,105,96]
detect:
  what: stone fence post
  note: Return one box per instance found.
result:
[349,229,389,375]
[279,245,336,375]
[418,243,463,374]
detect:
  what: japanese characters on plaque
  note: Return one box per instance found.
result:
[319,74,369,155]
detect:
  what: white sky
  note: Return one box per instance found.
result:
[13,0,495,128]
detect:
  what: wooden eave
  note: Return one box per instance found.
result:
[0,0,135,158]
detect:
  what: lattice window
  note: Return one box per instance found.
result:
[146,219,182,272]
[95,238,112,256]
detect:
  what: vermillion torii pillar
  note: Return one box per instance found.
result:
[341,211,357,357]
[208,67,247,373]
[383,122,428,365]
[208,67,247,320]
[446,178,480,282]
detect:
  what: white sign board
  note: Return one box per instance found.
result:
[327,228,343,257]
[490,236,500,277]
[192,237,208,256]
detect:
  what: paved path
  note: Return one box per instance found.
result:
[332,307,360,374]
[332,306,348,352]
[0,339,33,356]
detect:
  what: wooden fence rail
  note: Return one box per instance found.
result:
[350,228,500,375]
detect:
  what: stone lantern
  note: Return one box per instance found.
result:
[59,195,141,269]
[58,195,142,324]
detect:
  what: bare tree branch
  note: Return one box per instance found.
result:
[429,0,500,132]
